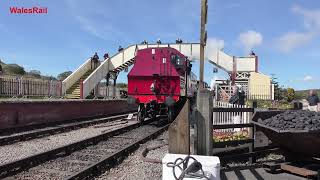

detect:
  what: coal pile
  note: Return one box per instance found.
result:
[258,110,320,131]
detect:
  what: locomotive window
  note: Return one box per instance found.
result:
[175,55,185,66]
[171,54,176,63]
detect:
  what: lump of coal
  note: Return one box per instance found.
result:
[258,110,320,131]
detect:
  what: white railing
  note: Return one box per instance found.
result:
[213,101,250,132]
[216,84,274,102]
[82,45,137,98]
[82,43,257,98]
[62,58,92,95]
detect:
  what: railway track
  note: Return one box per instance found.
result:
[0,112,136,146]
[0,118,168,179]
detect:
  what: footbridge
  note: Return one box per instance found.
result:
[62,43,258,99]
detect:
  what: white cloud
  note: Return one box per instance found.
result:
[206,38,225,59]
[207,38,225,51]
[276,5,320,52]
[276,31,314,52]
[292,4,320,30]
[304,75,313,81]
[238,30,263,53]
[189,37,225,61]
[66,0,127,42]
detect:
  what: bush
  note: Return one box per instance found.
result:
[286,88,295,102]
[3,64,25,75]
[57,71,72,81]
[28,70,41,78]
[246,100,293,109]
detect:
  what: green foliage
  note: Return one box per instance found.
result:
[3,64,26,75]
[57,71,72,81]
[42,76,57,81]
[295,89,320,100]
[271,74,283,100]
[116,83,127,88]
[246,100,293,109]
[28,70,41,78]
[286,88,295,102]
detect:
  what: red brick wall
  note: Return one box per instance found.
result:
[0,100,137,129]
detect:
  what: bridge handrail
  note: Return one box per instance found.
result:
[62,58,92,95]
[82,45,137,98]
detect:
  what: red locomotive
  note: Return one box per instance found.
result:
[127,47,197,122]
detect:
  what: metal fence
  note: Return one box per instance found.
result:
[0,76,62,97]
[96,83,120,98]
[213,101,251,132]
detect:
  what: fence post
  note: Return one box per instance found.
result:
[48,80,51,97]
[196,89,213,156]
[0,76,2,96]
[80,80,83,99]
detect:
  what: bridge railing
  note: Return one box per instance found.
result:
[83,45,137,98]
[62,58,92,95]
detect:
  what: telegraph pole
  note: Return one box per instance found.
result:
[196,0,212,156]
[199,0,207,89]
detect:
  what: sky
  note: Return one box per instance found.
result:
[0,0,319,90]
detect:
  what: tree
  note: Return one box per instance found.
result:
[42,75,57,81]
[57,71,72,81]
[29,70,41,78]
[271,74,282,100]
[286,88,295,102]
[4,64,25,75]
[116,83,128,88]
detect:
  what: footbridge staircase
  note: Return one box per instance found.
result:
[63,43,258,99]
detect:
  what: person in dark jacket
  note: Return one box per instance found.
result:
[229,85,245,105]
[92,52,99,68]
[103,53,109,60]
[118,46,123,52]
[307,90,319,112]
[0,64,2,75]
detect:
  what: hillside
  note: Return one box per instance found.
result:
[295,89,320,100]
[0,59,62,80]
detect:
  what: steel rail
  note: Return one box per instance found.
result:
[66,124,169,180]
[0,112,136,146]
[0,119,142,179]
[0,110,136,136]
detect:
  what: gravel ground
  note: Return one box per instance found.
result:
[10,125,161,180]
[0,118,137,165]
[96,131,168,180]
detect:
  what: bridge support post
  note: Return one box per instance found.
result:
[195,89,213,156]
[113,75,117,99]
[105,73,110,98]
